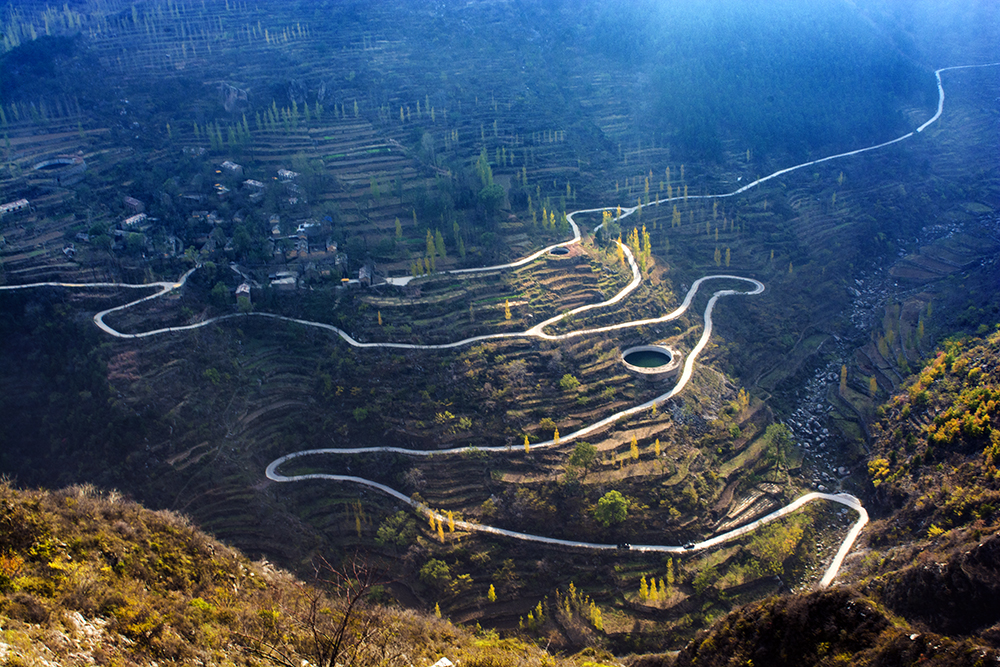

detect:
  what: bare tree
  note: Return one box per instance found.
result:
[233,554,406,667]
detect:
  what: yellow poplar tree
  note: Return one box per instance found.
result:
[590,602,603,630]
[639,575,649,600]
[714,247,722,266]
[524,435,530,454]
[488,584,497,602]
[437,517,445,543]
[554,428,560,443]
[447,511,455,532]
[654,438,661,456]
[504,300,511,320]
[725,247,731,267]
[630,435,639,460]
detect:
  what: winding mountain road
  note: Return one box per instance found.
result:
[5,63,996,588]
[264,456,868,587]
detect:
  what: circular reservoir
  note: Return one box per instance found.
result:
[624,349,672,367]
[549,246,570,255]
[621,344,681,381]
[31,155,87,187]
[35,159,75,171]
[33,157,80,171]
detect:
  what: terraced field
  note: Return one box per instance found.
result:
[2,0,999,654]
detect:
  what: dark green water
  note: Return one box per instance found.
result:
[624,350,671,368]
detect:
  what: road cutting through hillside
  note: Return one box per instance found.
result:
[264,458,869,588]
[5,64,996,588]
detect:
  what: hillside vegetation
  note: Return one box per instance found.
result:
[0,482,592,667]
[655,329,1000,666]
[5,331,999,665]
[0,0,998,662]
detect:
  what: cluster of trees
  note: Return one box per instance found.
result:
[637,562,674,603]
[870,331,1000,498]
[520,582,604,634]
[624,224,652,271]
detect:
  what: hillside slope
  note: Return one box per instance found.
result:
[655,329,1000,666]
[0,482,593,666]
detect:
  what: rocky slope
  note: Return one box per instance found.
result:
[0,482,596,667]
[653,330,1000,666]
